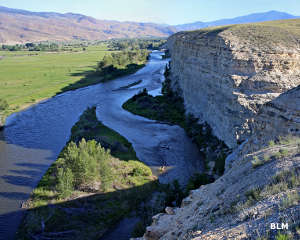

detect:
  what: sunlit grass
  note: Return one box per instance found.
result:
[0,44,111,115]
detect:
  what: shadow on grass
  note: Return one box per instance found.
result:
[16,180,158,240]
[56,63,145,95]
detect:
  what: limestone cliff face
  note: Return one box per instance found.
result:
[134,20,300,240]
[167,22,300,148]
[135,87,300,240]
[255,85,300,143]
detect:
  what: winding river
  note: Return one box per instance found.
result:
[0,51,203,239]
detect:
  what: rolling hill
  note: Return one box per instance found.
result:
[0,6,176,44]
[0,6,299,44]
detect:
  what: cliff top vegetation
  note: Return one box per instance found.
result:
[174,18,300,50]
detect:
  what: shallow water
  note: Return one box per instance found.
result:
[0,52,203,239]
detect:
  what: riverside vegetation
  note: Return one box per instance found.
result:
[17,107,157,239]
[18,106,211,239]
[0,98,8,127]
[123,64,229,176]
[0,39,164,121]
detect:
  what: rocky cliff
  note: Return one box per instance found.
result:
[167,19,300,148]
[133,19,300,240]
[135,75,300,240]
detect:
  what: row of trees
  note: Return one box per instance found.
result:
[1,43,61,51]
[107,39,166,51]
[0,42,90,52]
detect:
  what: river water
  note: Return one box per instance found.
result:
[0,51,203,239]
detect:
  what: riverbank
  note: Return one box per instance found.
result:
[17,107,158,239]
[0,51,205,239]
[0,44,149,126]
[123,65,230,177]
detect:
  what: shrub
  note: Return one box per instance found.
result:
[275,233,291,240]
[268,140,275,147]
[245,187,262,202]
[0,98,8,111]
[279,148,289,157]
[281,192,300,209]
[252,156,263,168]
[56,167,74,198]
[129,160,152,177]
[273,151,282,159]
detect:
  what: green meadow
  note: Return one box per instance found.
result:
[0,44,112,115]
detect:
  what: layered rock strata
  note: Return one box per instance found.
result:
[167,21,300,148]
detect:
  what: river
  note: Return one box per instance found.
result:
[0,51,203,239]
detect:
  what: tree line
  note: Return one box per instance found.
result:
[96,49,149,80]
[107,38,166,51]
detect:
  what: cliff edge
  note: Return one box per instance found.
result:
[167,19,300,148]
[134,19,300,240]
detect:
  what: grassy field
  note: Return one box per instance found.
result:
[0,44,112,115]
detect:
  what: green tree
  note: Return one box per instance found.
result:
[56,167,74,198]
[0,99,8,111]
[59,139,112,190]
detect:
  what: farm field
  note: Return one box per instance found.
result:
[0,44,111,115]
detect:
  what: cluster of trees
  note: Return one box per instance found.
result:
[1,42,61,51]
[96,50,149,79]
[98,50,148,71]
[108,39,166,51]
[56,139,112,197]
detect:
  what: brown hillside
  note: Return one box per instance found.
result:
[0,6,175,44]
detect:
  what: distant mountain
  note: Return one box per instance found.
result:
[0,6,299,44]
[175,11,299,31]
[0,6,176,44]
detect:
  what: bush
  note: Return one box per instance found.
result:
[0,98,8,111]
[251,156,264,168]
[268,140,275,147]
[129,160,152,177]
[281,192,300,209]
[275,233,291,240]
[56,167,74,198]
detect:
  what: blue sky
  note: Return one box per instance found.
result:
[1,0,299,24]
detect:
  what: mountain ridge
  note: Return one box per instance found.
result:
[0,6,299,44]
[0,5,176,44]
[175,10,299,31]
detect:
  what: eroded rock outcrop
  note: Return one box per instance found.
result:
[135,88,300,239]
[167,20,300,148]
[134,19,300,240]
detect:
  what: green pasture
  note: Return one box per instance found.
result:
[0,44,111,115]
